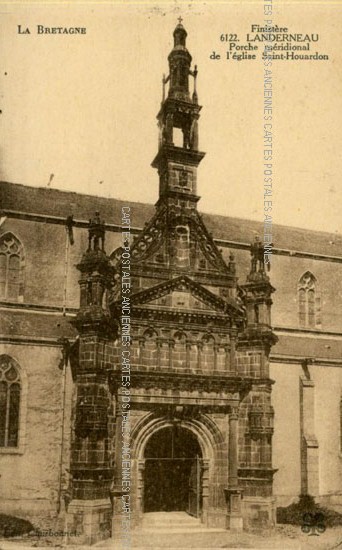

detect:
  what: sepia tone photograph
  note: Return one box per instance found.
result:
[0,1,342,549]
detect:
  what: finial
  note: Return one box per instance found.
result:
[162,74,166,102]
[173,17,188,48]
[192,64,198,104]
[88,211,105,251]
[228,251,236,275]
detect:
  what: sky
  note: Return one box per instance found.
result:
[1,1,342,236]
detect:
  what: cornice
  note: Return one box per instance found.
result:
[270,353,342,367]
[111,274,243,318]
[0,301,77,314]
[110,368,254,395]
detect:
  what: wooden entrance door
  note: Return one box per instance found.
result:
[143,426,202,515]
[187,455,202,518]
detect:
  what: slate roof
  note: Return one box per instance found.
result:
[2,181,342,257]
[272,333,342,361]
[0,308,77,340]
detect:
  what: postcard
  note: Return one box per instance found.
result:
[1,2,341,549]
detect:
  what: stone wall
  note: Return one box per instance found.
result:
[0,343,73,524]
[1,190,342,533]
[271,361,342,506]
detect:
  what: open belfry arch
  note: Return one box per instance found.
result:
[65,21,278,545]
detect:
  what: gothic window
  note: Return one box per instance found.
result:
[0,233,24,302]
[298,272,321,328]
[0,356,21,448]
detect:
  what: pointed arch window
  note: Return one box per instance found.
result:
[0,356,21,448]
[0,233,25,302]
[298,272,321,328]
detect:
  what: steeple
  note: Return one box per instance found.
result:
[127,22,235,280]
[168,19,192,102]
[152,20,205,207]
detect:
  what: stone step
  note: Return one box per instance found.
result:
[142,518,201,526]
[141,512,202,530]
[141,523,203,530]
[138,527,226,534]
[143,515,200,520]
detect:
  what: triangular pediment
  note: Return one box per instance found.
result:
[115,207,236,280]
[128,275,243,318]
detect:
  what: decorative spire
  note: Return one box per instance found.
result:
[167,20,192,102]
[192,64,198,104]
[173,18,187,48]
[152,23,205,202]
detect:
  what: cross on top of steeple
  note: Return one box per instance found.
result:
[178,16,183,24]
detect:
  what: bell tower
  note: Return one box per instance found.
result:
[152,19,205,207]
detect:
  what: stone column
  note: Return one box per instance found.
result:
[168,339,174,369]
[213,343,218,371]
[229,327,237,375]
[201,459,210,524]
[228,408,239,488]
[136,460,146,525]
[110,399,130,543]
[197,342,202,371]
[156,338,162,368]
[114,406,123,488]
[138,337,144,363]
[225,344,230,371]
[225,406,243,531]
[186,340,191,369]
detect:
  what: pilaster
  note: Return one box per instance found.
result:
[66,213,116,545]
[225,406,243,531]
[300,361,319,496]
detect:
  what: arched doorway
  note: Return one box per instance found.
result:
[143,425,202,517]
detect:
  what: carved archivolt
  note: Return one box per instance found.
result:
[131,411,224,461]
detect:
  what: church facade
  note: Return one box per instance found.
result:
[0,23,341,546]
